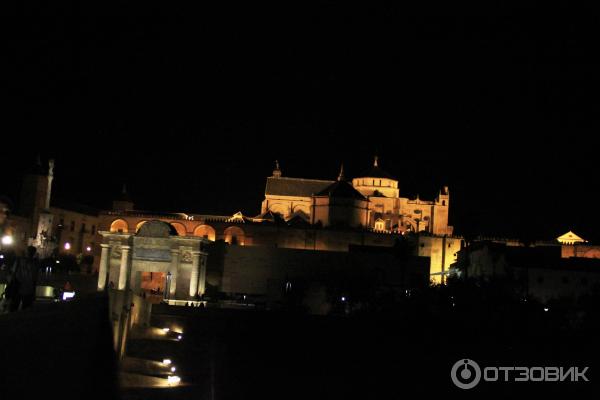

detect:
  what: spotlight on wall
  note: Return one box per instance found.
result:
[1,235,13,246]
[162,359,172,366]
[167,375,181,385]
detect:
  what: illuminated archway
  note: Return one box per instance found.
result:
[170,222,187,236]
[269,203,288,217]
[374,218,386,232]
[224,226,245,245]
[136,220,147,233]
[110,219,129,233]
[193,224,216,241]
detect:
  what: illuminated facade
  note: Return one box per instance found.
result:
[261,157,453,235]
[97,157,460,283]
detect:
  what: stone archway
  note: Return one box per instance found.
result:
[110,219,129,233]
[170,222,187,236]
[136,220,147,233]
[224,226,245,245]
[193,224,216,241]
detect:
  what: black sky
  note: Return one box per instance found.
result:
[2,2,599,242]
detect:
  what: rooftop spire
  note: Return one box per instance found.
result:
[272,160,282,178]
[337,163,345,181]
[374,155,379,167]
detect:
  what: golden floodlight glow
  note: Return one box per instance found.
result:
[162,359,172,365]
[167,376,181,385]
[162,327,170,333]
[1,235,14,245]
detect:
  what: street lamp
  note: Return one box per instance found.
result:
[1,235,13,246]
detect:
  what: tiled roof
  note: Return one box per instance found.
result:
[265,177,334,197]
[315,181,367,200]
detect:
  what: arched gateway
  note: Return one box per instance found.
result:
[97,220,210,300]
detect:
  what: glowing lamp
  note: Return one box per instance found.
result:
[171,367,176,372]
[162,327,170,333]
[177,335,182,340]
[544,307,549,312]
[64,242,71,250]
[1,235,13,246]
[86,246,92,252]
[62,291,75,301]
[167,376,181,385]
[162,359,172,365]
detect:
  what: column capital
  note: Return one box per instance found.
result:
[121,245,131,250]
[100,243,111,249]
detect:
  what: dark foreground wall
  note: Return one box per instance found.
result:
[0,294,120,399]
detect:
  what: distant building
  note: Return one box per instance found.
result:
[451,241,600,303]
[262,157,453,235]
[98,157,459,283]
[0,158,101,262]
[557,231,587,245]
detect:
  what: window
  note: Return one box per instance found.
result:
[91,225,96,235]
[70,221,75,232]
[81,223,86,233]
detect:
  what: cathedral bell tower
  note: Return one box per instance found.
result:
[19,157,56,257]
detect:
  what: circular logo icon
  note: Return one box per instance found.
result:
[451,359,481,389]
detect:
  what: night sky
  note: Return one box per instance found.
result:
[3,2,599,242]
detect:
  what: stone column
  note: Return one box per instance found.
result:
[97,244,111,291]
[198,254,207,296]
[189,251,201,297]
[170,249,179,298]
[118,245,131,290]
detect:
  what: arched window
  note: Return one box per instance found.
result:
[170,222,187,236]
[193,224,216,241]
[224,226,245,245]
[374,219,386,232]
[136,221,147,232]
[110,219,129,233]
